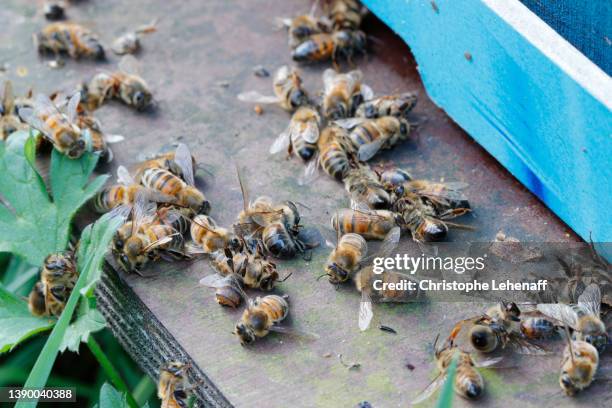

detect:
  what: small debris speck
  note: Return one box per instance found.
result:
[254,105,263,115]
[323,352,332,358]
[464,52,473,62]
[253,65,270,78]
[338,354,361,370]
[47,59,65,69]
[16,66,28,77]
[379,325,397,334]
[405,363,415,371]
[430,1,439,13]
[357,402,373,408]
[216,80,230,88]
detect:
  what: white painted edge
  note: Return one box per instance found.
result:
[484,0,612,109]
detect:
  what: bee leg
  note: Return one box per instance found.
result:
[286,141,293,160]
[332,46,340,72]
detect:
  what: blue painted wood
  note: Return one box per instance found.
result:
[362,0,612,247]
[520,0,612,76]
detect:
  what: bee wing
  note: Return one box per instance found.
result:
[250,209,284,226]
[118,55,141,76]
[378,227,401,258]
[235,165,250,212]
[106,204,131,223]
[65,92,81,123]
[142,234,177,253]
[508,334,550,355]
[175,143,195,186]
[295,119,319,144]
[577,283,601,317]
[34,93,59,116]
[132,190,157,233]
[199,273,245,299]
[104,134,125,143]
[412,373,445,405]
[536,303,579,330]
[358,290,374,331]
[298,154,320,186]
[412,182,469,206]
[268,324,319,341]
[333,117,365,130]
[322,68,338,93]
[269,128,292,155]
[18,107,50,135]
[358,138,386,162]
[237,91,280,105]
[116,165,135,185]
[473,355,505,368]
[359,84,374,101]
[345,70,363,93]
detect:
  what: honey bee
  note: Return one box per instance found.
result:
[328,0,366,30]
[278,3,332,48]
[190,214,241,254]
[34,22,105,60]
[158,361,193,408]
[139,144,211,215]
[112,194,185,274]
[136,145,201,183]
[559,327,599,396]
[92,166,172,213]
[355,92,417,119]
[238,65,309,112]
[519,315,557,339]
[331,208,399,240]
[412,331,502,404]
[324,226,399,285]
[28,251,78,317]
[354,265,422,330]
[201,269,246,308]
[538,284,608,352]
[393,193,470,243]
[19,92,86,158]
[291,30,367,69]
[1,81,28,140]
[269,105,321,161]
[74,112,124,162]
[111,19,158,55]
[395,180,470,214]
[321,69,372,120]
[80,55,153,111]
[233,294,316,345]
[301,125,355,183]
[336,116,412,162]
[453,302,547,355]
[344,165,391,209]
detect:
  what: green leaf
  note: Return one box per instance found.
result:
[0,285,54,353]
[59,301,106,353]
[97,383,130,408]
[435,353,458,408]
[0,131,107,266]
[2,256,40,297]
[15,211,124,408]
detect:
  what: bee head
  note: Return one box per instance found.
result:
[560,363,592,397]
[161,361,186,378]
[181,189,210,215]
[235,323,255,345]
[326,101,347,120]
[127,81,152,111]
[469,324,498,353]
[289,89,308,109]
[398,119,410,137]
[326,263,349,284]
[259,266,279,291]
[363,103,377,118]
[92,44,106,61]
[503,301,521,321]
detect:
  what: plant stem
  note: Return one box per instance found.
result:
[87,336,139,408]
[132,375,156,406]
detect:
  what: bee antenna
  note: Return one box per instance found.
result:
[433,333,440,352]
[563,325,575,364]
[316,273,329,281]
[278,272,293,282]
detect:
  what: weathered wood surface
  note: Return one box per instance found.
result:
[1,1,609,407]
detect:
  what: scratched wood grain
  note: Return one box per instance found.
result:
[1,0,609,407]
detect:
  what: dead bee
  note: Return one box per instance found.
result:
[327,0,367,30]
[559,327,599,396]
[355,92,417,119]
[269,105,321,161]
[19,93,86,158]
[336,116,412,162]
[302,125,355,183]
[190,214,241,254]
[34,22,105,60]
[28,251,78,317]
[374,165,413,192]
[393,179,470,214]
[80,55,153,111]
[412,330,502,404]
[322,69,372,120]
[238,65,309,111]
[344,165,391,209]
[291,30,367,69]
[158,361,193,408]
[278,3,332,48]
[331,208,399,240]
[538,284,608,352]
[74,112,124,162]
[112,19,158,55]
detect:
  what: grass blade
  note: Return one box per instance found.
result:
[435,353,458,408]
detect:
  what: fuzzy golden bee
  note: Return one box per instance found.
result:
[328,0,366,30]
[336,115,412,162]
[413,330,502,404]
[344,165,391,209]
[20,93,86,158]
[269,105,321,161]
[34,22,105,60]
[190,215,241,254]
[291,30,367,68]
[355,92,418,119]
[559,333,599,396]
[331,208,398,240]
[28,251,78,317]
[234,295,294,345]
[238,65,309,111]
[302,125,355,183]
[80,55,153,111]
[538,284,608,352]
[321,69,372,120]
[158,361,193,408]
